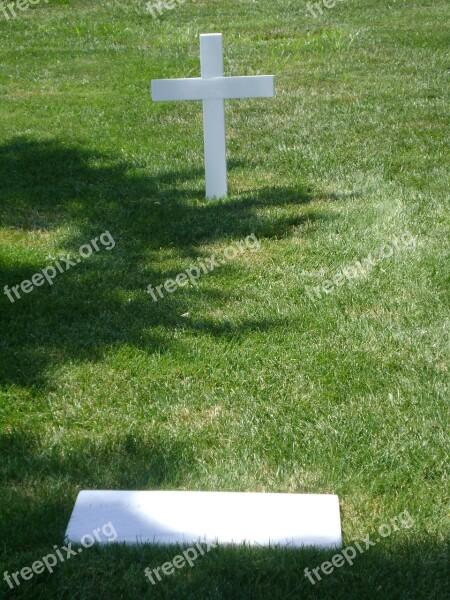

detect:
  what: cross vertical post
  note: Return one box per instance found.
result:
[200,34,227,199]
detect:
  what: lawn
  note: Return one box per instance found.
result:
[0,0,448,598]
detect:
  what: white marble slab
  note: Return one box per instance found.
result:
[65,490,342,548]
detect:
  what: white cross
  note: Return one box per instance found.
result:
[151,33,275,199]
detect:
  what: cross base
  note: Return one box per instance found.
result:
[65,490,342,547]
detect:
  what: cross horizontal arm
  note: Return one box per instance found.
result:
[152,75,275,102]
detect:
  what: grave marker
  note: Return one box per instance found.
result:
[151,34,275,199]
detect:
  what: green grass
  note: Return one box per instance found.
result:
[0,0,448,598]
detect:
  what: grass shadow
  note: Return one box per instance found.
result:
[0,136,327,387]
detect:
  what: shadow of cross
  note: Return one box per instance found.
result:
[152,33,275,199]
